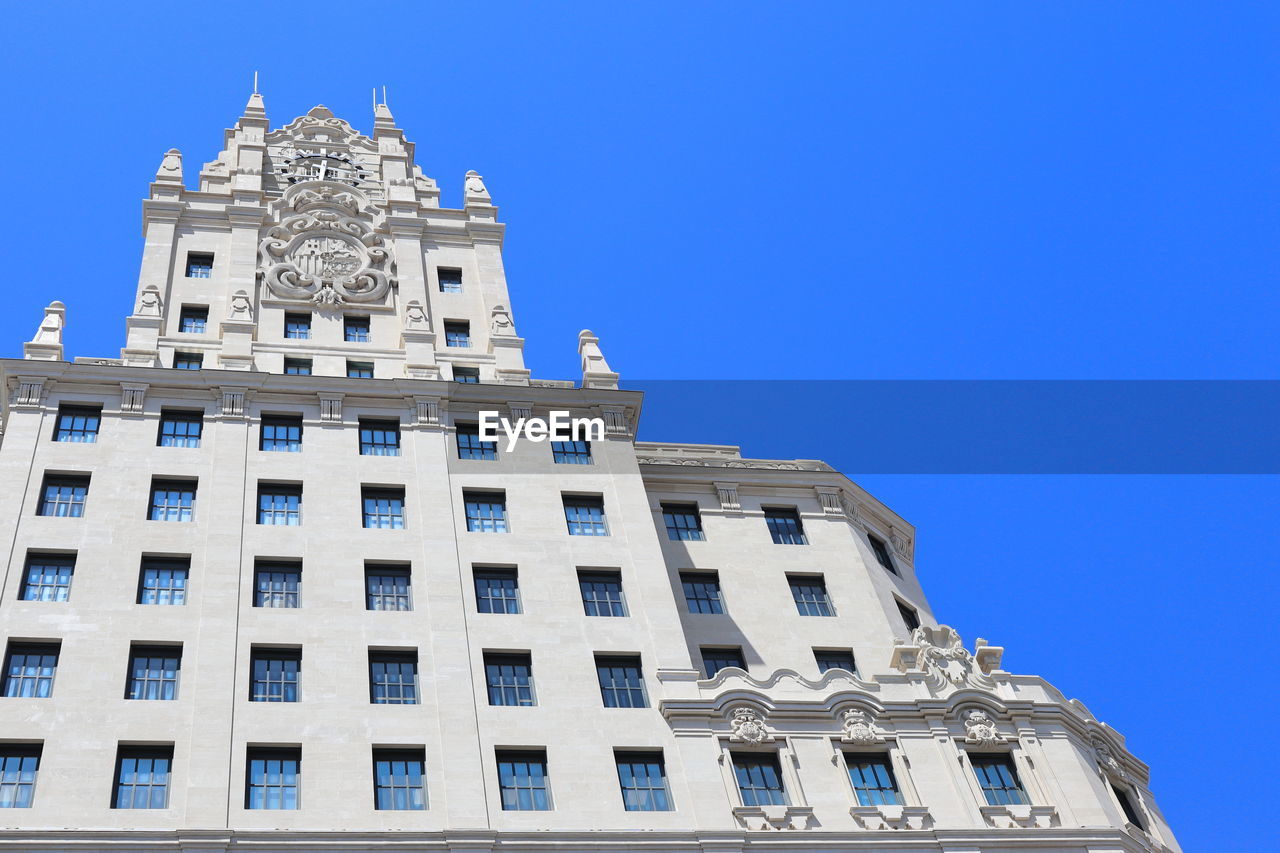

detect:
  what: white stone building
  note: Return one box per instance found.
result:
[0,95,1180,852]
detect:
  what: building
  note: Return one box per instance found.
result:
[0,94,1180,852]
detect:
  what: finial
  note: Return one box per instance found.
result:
[155,148,183,184]
[578,329,619,389]
[464,170,491,203]
[24,301,66,361]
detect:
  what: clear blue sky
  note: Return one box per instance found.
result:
[2,2,1276,848]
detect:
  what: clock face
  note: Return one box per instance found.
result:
[278,149,368,186]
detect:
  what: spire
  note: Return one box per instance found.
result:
[242,91,266,121]
[154,148,183,184]
[579,329,620,389]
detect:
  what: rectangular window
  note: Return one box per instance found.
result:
[284,313,311,339]
[246,747,300,809]
[897,600,920,632]
[148,480,195,522]
[578,570,627,617]
[185,252,213,278]
[846,754,901,806]
[615,751,672,811]
[369,651,418,704]
[453,366,479,384]
[344,315,371,343]
[701,647,745,678]
[551,440,592,464]
[54,405,101,443]
[484,652,534,706]
[868,535,897,574]
[260,416,303,452]
[437,267,463,293]
[283,357,312,375]
[564,496,608,536]
[366,565,412,611]
[474,568,520,614]
[157,410,202,447]
[456,424,497,460]
[970,755,1028,806]
[347,360,374,379]
[178,306,208,334]
[444,321,471,348]
[1112,783,1145,828]
[662,503,705,541]
[254,563,300,608]
[20,554,75,602]
[496,750,550,810]
[732,753,788,806]
[258,484,302,526]
[362,487,405,529]
[764,508,807,545]
[126,645,181,700]
[39,475,89,517]
[815,649,857,675]
[113,746,172,809]
[0,745,42,808]
[139,558,189,605]
[464,492,508,532]
[595,655,647,708]
[359,419,401,456]
[373,749,426,810]
[788,575,834,616]
[680,571,723,614]
[173,351,203,370]
[249,648,300,702]
[2,643,59,698]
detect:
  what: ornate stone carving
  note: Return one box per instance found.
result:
[318,393,343,423]
[815,487,844,514]
[11,377,48,408]
[490,303,515,337]
[404,300,430,331]
[889,527,913,560]
[217,387,247,419]
[600,405,629,437]
[732,804,817,831]
[715,482,741,512]
[963,709,1007,746]
[728,706,774,744]
[1092,736,1129,781]
[32,302,64,345]
[849,804,932,830]
[137,285,163,317]
[120,383,148,414]
[227,290,254,321]
[840,708,885,745]
[412,396,441,426]
[464,169,491,202]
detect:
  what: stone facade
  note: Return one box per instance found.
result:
[0,96,1181,852]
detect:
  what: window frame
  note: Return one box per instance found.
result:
[763,507,807,545]
[53,405,101,443]
[248,648,301,703]
[125,645,182,701]
[344,315,371,343]
[456,423,498,460]
[0,743,43,808]
[868,534,898,574]
[38,474,90,518]
[662,503,705,541]
[787,574,835,617]
[347,360,375,379]
[157,410,202,448]
[843,752,903,806]
[474,567,521,614]
[368,650,419,704]
[372,748,427,811]
[178,305,209,334]
[968,753,1029,806]
[614,750,672,811]
[563,495,609,536]
[551,439,592,464]
[172,351,203,370]
[253,562,301,609]
[112,745,173,810]
[700,646,746,678]
[359,419,401,456]
[443,320,472,348]
[2,642,60,699]
[184,252,214,278]
[245,747,301,809]
[730,751,789,807]
[259,415,303,453]
[365,565,412,611]
[437,267,463,293]
[495,750,551,811]
[283,313,312,340]
[19,553,75,602]
[680,571,724,614]
[464,491,508,533]
[896,599,921,632]
[453,366,480,384]
[138,557,190,605]
[257,483,303,526]
[283,357,312,375]
[595,654,648,708]
[483,652,536,707]
[147,479,196,522]
[578,570,628,617]
[814,648,858,675]
[362,487,406,529]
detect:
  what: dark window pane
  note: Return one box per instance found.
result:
[456,424,497,460]
[260,417,302,452]
[733,754,788,806]
[475,569,520,613]
[362,489,405,529]
[701,647,745,678]
[764,508,806,545]
[54,406,101,443]
[369,653,418,704]
[178,306,208,334]
[464,493,507,532]
[579,572,627,617]
[148,482,195,522]
[551,440,592,464]
[815,649,857,674]
[39,477,89,517]
[485,654,534,706]
[373,750,426,810]
[114,747,172,809]
[680,572,723,614]
[158,412,202,447]
[245,749,300,809]
[846,755,901,806]
[254,565,301,608]
[249,650,300,702]
[344,316,371,343]
[185,253,213,278]
[438,268,463,293]
[663,504,705,541]
[139,559,189,605]
[564,497,608,536]
[366,568,411,611]
[2,645,59,698]
[596,656,647,708]
[868,535,896,574]
[0,745,42,808]
[788,575,834,616]
[615,752,671,811]
[359,420,400,456]
[21,555,74,602]
[126,648,181,701]
[496,751,550,810]
[970,755,1027,806]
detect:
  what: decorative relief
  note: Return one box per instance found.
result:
[136,284,163,317]
[727,706,774,744]
[11,377,48,408]
[849,804,932,831]
[120,383,148,414]
[404,300,431,331]
[962,709,1007,746]
[318,394,343,423]
[980,803,1059,829]
[891,625,1003,692]
[732,804,817,831]
[600,406,629,437]
[1092,736,1129,781]
[490,304,515,337]
[227,290,254,322]
[816,487,844,515]
[714,482,741,512]
[217,387,247,419]
[634,456,833,472]
[840,708,885,745]
[508,402,533,423]
[412,396,441,426]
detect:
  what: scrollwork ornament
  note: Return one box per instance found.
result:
[728,706,774,744]
[963,709,1007,746]
[840,708,885,745]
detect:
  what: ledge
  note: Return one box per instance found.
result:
[849,804,932,830]
[731,804,818,831]
[980,803,1060,829]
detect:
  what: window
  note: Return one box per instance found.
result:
[680,571,723,614]
[2,643,59,698]
[148,480,195,522]
[39,475,89,517]
[551,440,592,464]
[258,484,302,526]
[897,600,920,632]
[366,565,411,611]
[246,748,300,809]
[157,410,202,447]
[595,655,647,708]
[173,351,203,370]
[54,405,100,442]
[438,267,463,293]
[249,648,300,702]
[764,508,807,545]
[362,487,405,529]
[815,649,857,674]
[970,754,1028,806]
[254,563,301,608]
[139,558,189,605]
[788,575,834,616]
[1112,783,1145,828]
[464,492,508,532]
[283,357,312,375]
[453,366,479,384]
[113,746,172,809]
[178,306,208,334]
[0,745,41,808]
[347,360,374,379]
[126,646,181,700]
[868,534,897,574]
[444,321,471,348]
[373,749,426,810]
[20,554,74,602]
[185,252,213,278]
[484,653,534,706]
[456,424,497,460]
[662,503,705,541]
[846,754,901,806]
[732,753,788,806]
[615,752,671,811]
[260,416,302,452]
[564,496,608,536]
[496,751,550,810]
[344,315,371,343]
[369,651,418,704]
[284,313,311,339]
[579,570,627,617]
[701,647,745,678]
[359,419,400,456]
[474,568,520,614]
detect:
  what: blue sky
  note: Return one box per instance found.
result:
[1,2,1276,848]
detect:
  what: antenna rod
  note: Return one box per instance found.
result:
[382,86,388,108]
[253,71,259,94]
